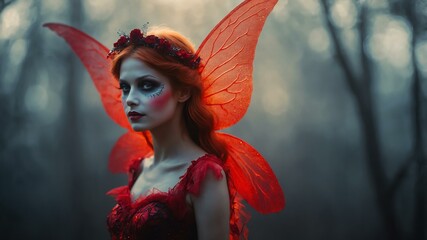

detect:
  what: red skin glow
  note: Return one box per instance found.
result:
[149,89,172,109]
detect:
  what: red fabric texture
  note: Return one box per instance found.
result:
[107,154,249,240]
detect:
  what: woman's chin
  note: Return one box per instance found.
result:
[130,123,149,132]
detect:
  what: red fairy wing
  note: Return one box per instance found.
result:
[197,0,278,130]
[218,132,285,213]
[109,131,153,173]
[44,23,130,130]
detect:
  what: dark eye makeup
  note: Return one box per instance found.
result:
[119,82,130,94]
[138,80,161,92]
[119,77,163,96]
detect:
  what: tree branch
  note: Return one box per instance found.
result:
[320,0,360,101]
[358,3,372,89]
[388,153,416,197]
[405,1,427,239]
[321,0,402,238]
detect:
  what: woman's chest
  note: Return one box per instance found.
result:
[131,173,181,198]
[130,162,190,200]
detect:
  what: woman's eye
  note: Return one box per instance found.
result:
[139,81,159,91]
[119,83,130,93]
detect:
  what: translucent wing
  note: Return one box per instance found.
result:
[43,23,131,130]
[197,0,278,130]
[109,131,153,173]
[218,132,285,213]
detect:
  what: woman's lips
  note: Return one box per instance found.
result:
[127,111,145,121]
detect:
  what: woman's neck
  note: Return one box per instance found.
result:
[149,108,204,164]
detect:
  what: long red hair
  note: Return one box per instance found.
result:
[111,28,228,161]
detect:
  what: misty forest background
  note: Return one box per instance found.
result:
[0,0,426,239]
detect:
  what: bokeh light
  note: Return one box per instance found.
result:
[330,0,357,29]
[262,85,289,116]
[24,80,62,124]
[0,1,32,40]
[154,0,210,11]
[367,15,411,68]
[42,0,66,15]
[415,38,427,75]
[308,27,331,54]
[0,4,21,39]
[10,38,27,66]
[296,0,320,16]
[25,84,48,113]
[84,0,115,21]
[272,0,289,20]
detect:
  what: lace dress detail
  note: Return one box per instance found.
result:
[106,154,249,240]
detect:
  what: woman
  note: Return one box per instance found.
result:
[107,28,231,239]
[45,0,284,239]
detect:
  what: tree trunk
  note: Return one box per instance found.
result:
[405,1,427,239]
[62,0,86,239]
[320,1,403,238]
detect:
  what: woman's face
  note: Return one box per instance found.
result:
[119,57,179,131]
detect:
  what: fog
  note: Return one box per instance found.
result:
[0,0,426,239]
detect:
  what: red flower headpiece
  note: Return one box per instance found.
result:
[108,28,201,69]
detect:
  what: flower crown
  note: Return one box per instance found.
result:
[107,28,201,69]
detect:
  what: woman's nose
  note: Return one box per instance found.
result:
[126,89,140,106]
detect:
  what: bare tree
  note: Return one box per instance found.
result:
[0,0,48,239]
[389,1,427,239]
[320,0,426,239]
[59,0,87,239]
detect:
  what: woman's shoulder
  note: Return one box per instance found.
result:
[186,154,224,178]
[183,154,226,196]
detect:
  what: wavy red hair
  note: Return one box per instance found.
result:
[111,28,228,161]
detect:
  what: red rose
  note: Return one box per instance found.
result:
[183,52,191,59]
[114,36,128,48]
[129,29,143,41]
[176,49,184,57]
[158,38,171,51]
[176,49,190,59]
[145,35,157,44]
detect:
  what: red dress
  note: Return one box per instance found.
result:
[106,154,249,240]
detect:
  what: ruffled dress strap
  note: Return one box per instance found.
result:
[178,154,225,196]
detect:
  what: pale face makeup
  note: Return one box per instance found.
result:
[119,58,179,131]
